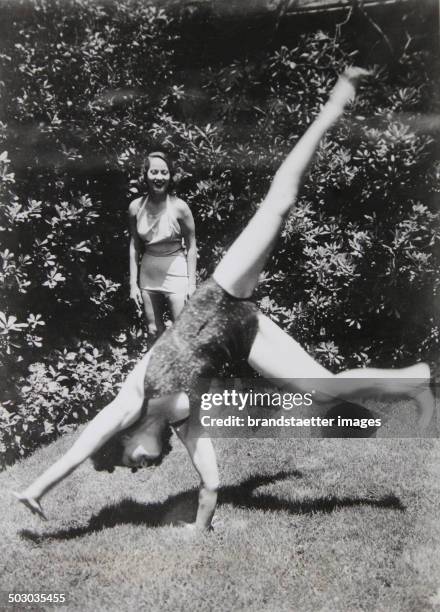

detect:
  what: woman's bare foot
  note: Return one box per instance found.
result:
[13,491,47,521]
[330,66,372,107]
[408,363,435,432]
[415,385,435,432]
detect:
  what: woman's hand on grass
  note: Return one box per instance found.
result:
[177,520,215,534]
[13,491,47,521]
[178,521,197,530]
[416,385,435,433]
[176,521,199,536]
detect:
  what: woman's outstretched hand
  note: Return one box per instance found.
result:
[330,66,373,108]
[13,491,47,521]
[130,283,143,313]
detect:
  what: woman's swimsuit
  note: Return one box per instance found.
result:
[92,278,258,469]
[136,195,188,295]
[144,278,259,405]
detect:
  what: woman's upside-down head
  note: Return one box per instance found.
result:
[91,423,173,473]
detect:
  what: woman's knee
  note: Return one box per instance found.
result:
[147,321,158,337]
[145,307,164,335]
[168,293,186,320]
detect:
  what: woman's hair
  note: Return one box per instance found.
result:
[141,150,174,187]
[91,425,173,474]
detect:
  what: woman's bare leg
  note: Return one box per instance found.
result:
[168,293,186,321]
[14,352,152,517]
[248,314,434,429]
[214,67,370,298]
[141,290,166,339]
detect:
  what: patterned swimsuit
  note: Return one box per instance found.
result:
[144,278,259,404]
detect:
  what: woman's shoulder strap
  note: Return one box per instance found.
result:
[129,195,148,218]
[168,195,188,217]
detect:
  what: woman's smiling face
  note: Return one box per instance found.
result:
[146,156,170,196]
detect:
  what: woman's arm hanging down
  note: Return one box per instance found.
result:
[128,199,144,311]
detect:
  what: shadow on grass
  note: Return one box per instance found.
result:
[20,469,404,543]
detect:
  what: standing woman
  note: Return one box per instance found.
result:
[129,151,197,339]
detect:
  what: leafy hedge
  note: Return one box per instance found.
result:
[0,341,138,463]
[0,0,438,466]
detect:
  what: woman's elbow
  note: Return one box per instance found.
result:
[202,474,220,492]
[186,240,197,255]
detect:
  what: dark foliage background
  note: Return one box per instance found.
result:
[0,0,438,465]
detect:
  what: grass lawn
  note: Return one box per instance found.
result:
[1,408,440,611]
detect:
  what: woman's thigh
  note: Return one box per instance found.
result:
[247,314,349,403]
[141,290,166,333]
[248,314,331,382]
[213,208,284,299]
